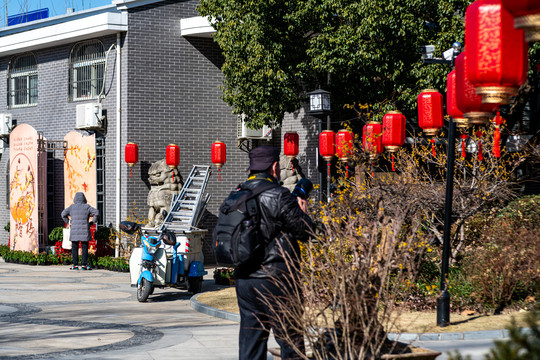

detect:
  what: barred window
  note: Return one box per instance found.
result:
[69,40,105,101]
[8,53,38,108]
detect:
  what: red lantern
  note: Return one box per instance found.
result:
[446,71,468,128]
[382,111,406,152]
[284,132,299,160]
[417,89,444,136]
[466,0,528,105]
[455,53,498,126]
[166,144,180,182]
[319,130,335,161]
[363,122,383,160]
[125,142,138,178]
[501,0,540,42]
[211,141,226,181]
[336,129,354,178]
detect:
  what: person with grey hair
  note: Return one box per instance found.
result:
[233,145,314,360]
[61,192,99,270]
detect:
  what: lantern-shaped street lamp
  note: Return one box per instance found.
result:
[125,142,138,178]
[501,0,540,42]
[307,89,331,116]
[166,144,180,182]
[336,129,354,177]
[363,122,383,161]
[211,141,226,181]
[382,111,406,171]
[466,0,528,104]
[284,131,299,171]
[446,71,468,128]
[455,53,498,126]
[417,89,444,136]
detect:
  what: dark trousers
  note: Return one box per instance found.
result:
[236,277,304,360]
[71,241,88,266]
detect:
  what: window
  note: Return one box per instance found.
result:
[8,53,38,107]
[69,40,105,101]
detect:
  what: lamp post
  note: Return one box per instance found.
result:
[418,42,461,327]
[307,88,332,202]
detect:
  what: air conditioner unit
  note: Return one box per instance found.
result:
[237,116,272,140]
[76,103,103,130]
[0,113,12,138]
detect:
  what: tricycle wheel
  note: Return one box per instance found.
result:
[137,278,152,302]
[188,276,203,294]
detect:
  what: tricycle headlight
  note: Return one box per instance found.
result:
[147,245,158,255]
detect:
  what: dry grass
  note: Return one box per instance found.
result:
[196,287,534,333]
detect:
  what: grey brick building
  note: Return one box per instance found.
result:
[0,0,320,261]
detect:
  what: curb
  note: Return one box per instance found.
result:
[190,293,529,342]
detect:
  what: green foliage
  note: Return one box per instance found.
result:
[198,0,471,127]
[94,226,112,241]
[48,227,64,244]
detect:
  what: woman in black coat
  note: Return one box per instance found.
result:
[61,192,99,270]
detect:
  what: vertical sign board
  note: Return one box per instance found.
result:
[64,132,97,209]
[9,124,39,251]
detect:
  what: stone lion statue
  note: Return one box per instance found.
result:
[280,154,304,192]
[146,159,183,227]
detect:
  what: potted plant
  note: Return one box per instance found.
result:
[37,252,48,265]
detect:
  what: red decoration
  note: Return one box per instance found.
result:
[446,70,468,128]
[476,131,484,161]
[284,131,300,172]
[460,134,469,158]
[166,144,180,182]
[363,122,383,160]
[492,111,505,158]
[125,142,138,178]
[211,141,226,181]
[417,89,444,136]
[431,138,437,157]
[455,52,498,126]
[319,130,335,162]
[466,0,528,105]
[336,129,354,178]
[382,111,406,152]
[501,0,540,42]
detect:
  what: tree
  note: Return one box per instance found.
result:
[198,0,472,128]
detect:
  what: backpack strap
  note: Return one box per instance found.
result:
[242,181,279,216]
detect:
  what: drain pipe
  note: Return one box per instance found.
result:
[115,32,121,258]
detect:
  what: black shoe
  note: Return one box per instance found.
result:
[81,266,91,270]
[70,265,79,270]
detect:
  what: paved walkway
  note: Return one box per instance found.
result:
[0,260,503,360]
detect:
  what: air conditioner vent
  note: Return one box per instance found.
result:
[237,116,272,140]
[0,113,12,138]
[76,103,103,130]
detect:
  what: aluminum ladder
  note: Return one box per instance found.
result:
[159,165,211,233]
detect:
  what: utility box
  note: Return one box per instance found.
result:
[237,116,272,140]
[76,103,103,130]
[0,113,12,138]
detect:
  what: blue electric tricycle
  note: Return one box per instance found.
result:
[122,221,207,302]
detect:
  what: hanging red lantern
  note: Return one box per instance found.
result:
[382,111,406,171]
[336,129,354,178]
[501,0,540,42]
[455,52,498,126]
[319,130,335,161]
[363,122,383,160]
[125,142,138,178]
[166,144,180,182]
[446,71,468,128]
[466,0,528,105]
[211,141,226,181]
[284,132,300,160]
[417,89,444,136]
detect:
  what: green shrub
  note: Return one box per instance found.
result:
[48,227,64,245]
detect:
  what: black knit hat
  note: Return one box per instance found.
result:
[248,146,280,171]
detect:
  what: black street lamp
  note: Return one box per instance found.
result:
[307,88,332,203]
[419,42,461,327]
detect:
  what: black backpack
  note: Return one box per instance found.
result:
[213,182,278,268]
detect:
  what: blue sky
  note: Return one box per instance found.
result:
[3,0,112,24]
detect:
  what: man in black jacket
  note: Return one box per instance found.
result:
[235,146,314,360]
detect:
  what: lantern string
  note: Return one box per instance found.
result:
[431,138,436,157]
[130,168,133,178]
[172,171,175,182]
[346,163,349,178]
[218,168,221,182]
[478,140,483,161]
[391,154,395,172]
